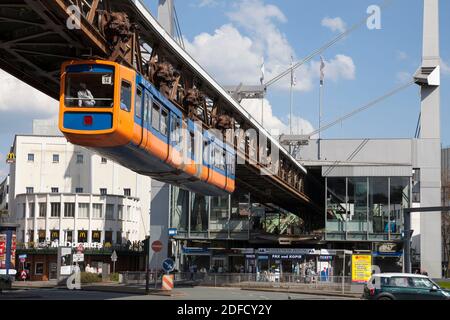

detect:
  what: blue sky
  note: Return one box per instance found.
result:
[0,0,449,179]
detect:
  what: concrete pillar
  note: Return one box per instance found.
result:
[149,180,170,270]
[416,0,442,278]
[158,0,174,37]
[147,0,175,271]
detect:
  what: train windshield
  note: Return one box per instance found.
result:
[64,64,115,108]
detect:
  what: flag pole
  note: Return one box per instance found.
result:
[319,81,323,160]
[319,56,325,160]
[260,57,265,126]
[289,57,294,136]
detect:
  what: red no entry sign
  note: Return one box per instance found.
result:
[151,240,163,253]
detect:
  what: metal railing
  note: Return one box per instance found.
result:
[119,271,362,294]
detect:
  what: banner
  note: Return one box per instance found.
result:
[352,254,372,283]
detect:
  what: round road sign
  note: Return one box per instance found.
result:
[162,258,175,273]
[151,240,163,253]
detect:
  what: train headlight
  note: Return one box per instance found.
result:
[83,116,93,126]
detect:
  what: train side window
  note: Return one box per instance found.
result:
[120,80,132,112]
[135,87,142,118]
[190,132,195,159]
[144,92,152,124]
[152,102,160,131]
[160,108,169,136]
[170,115,181,146]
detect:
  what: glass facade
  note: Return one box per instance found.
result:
[326,176,410,240]
[170,187,254,238]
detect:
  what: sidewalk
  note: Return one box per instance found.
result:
[228,282,363,299]
[81,283,185,297]
[12,280,58,289]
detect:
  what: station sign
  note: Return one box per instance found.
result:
[168,228,178,236]
[270,254,303,260]
[258,248,316,255]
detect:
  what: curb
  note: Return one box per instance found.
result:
[239,287,362,299]
[80,285,184,297]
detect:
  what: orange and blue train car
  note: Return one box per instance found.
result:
[59,60,235,196]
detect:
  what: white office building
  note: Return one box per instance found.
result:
[0,175,9,212]
[7,120,152,246]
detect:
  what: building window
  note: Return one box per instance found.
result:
[78,230,88,243]
[66,230,73,243]
[29,230,34,243]
[35,262,44,275]
[64,203,75,218]
[50,202,61,217]
[116,231,122,245]
[26,187,34,194]
[39,203,46,217]
[76,154,84,164]
[118,205,124,220]
[101,157,108,164]
[53,154,59,163]
[29,203,35,218]
[19,203,26,219]
[100,188,107,196]
[92,204,103,219]
[92,231,102,243]
[412,168,421,203]
[38,230,46,243]
[105,231,113,245]
[28,153,35,162]
[124,188,131,197]
[106,204,115,220]
[78,203,89,219]
[50,230,60,242]
[51,187,59,194]
[75,188,83,194]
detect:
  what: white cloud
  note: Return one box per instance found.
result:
[196,0,222,8]
[240,98,316,137]
[184,0,356,91]
[0,69,58,115]
[396,71,412,83]
[321,17,346,33]
[397,51,408,61]
[185,24,262,85]
[442,60,450,75]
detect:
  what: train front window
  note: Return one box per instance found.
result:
[64,65,114,108]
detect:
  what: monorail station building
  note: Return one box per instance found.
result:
[153,0,443,278]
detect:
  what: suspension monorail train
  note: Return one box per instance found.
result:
[59,60,235,196]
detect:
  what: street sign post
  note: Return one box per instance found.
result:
[111,250,118,274]
[162,258,175,273]
[73,253,84,263]
[151,240,163,253]
[150,240,163,290]
[20,270,27,281]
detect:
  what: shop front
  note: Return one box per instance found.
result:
[15,247,145,281]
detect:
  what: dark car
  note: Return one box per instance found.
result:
[363,273,450,300]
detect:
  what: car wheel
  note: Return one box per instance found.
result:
[378,296,393,300]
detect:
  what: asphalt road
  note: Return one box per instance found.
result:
[0,287,359,300]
